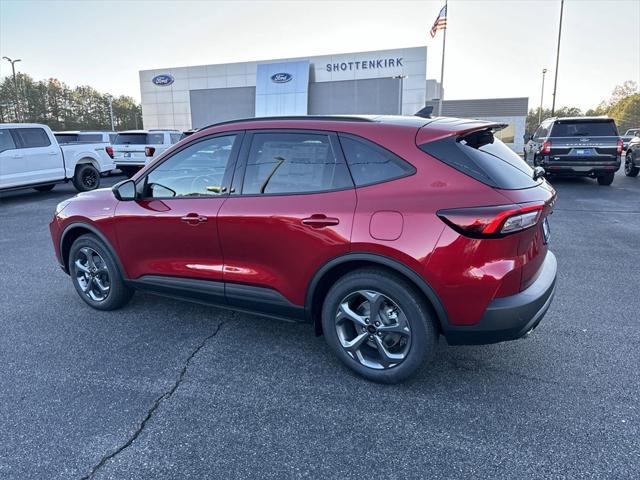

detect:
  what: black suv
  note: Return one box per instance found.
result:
[525,117,623,185]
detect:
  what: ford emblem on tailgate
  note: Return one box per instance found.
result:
[152,74,174,86]
[270,73,293,83]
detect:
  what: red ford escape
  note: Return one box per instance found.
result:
[49,115,557,383]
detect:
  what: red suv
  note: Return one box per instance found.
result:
[49,116,557,383]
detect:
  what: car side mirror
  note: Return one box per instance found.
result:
[113,179,136,201]
[145,146,156,157]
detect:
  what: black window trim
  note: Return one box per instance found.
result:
[135,130,245,200]
[231,128,355,198]
[337,132,417,188]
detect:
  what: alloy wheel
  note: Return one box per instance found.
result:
[82,169,99,189]
[625,153,634,174]
[335,290,411,370]
[74,247,110,302]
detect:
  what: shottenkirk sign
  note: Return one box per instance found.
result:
[326,57,403,72]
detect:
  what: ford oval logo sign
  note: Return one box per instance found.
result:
[270,73,293,83]
[152,74,174,87]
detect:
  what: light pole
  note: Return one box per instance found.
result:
[551,0,564,116]
[539,68,547,125]
[106,95,115,130]
[2,56,22,121]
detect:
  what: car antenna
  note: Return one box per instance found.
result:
[414,106,434,119]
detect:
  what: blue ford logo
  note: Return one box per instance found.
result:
[152,74,174,86]
[270,73,293,83]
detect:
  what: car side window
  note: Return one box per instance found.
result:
[241,132,352,195]
[339,134,415,187]
[109,134,117,143]
[13,128,51,148]
[0,129,17,153]
[142,135,237,198]
[170,133,183,143]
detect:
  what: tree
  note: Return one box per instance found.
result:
[526,106,583,136]
[0,73,142,130]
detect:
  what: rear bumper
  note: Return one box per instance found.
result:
[443,251,557,345]
[540,158,620,176]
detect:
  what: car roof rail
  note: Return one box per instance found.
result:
[196,115,376,131]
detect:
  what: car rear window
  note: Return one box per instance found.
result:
[114,133,164,145]
[419,128,540,190]
[550,120,618,137]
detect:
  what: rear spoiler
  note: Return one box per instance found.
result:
[415,118,508,145]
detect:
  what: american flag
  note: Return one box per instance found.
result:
[430,5,447,38]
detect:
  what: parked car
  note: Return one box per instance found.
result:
[621,128,640,150]
[54,131,117,145]
[0,123,115,192]
[49,115,557,383]
[112,129,183,177]
[525,116,622,185]
[624,135,640,177]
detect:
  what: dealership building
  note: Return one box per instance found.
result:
[139,46,529,151]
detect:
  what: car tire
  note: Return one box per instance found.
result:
[69,234,134,311]
[33,184,55,192]
[321,268,437,383]
[597,172,615,186]
[624,151,639,177]
[73,164,101,192]
[120,166,139,178]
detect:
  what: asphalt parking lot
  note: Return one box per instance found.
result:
[1,169,639,479]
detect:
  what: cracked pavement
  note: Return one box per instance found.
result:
[1,171,639,479]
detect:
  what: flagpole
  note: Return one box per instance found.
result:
[551,0,564,116]
[438,0,447,116]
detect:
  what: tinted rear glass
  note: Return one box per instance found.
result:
[550,121,617,137]
[114,133,164,145]
[78,133,103,142]
[14,128,51,148]
[419,129,540,190]
[339,134,415,187]
[55,134,79,143]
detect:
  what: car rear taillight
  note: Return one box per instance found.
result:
[616,138,623,155]
[105,146,114,159]
[541,140,552,155]
[437,203,544,238]
[145,146,156,157]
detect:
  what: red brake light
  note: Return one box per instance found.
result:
[105,146,114,159]
[437,203,545,238]
[616,138,623,155]
[145,146,156,157]
[541,140,552,155]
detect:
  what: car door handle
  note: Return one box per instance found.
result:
[302,214,340,228]
[48,151,58,155]
[12,154,23,159]
[180,213,208,225]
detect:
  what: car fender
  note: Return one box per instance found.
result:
[305,252,449,333]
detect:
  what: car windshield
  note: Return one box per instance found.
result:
[550,121,617,137]
[114,133,164,145]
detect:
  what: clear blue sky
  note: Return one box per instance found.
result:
[1,0,638,111]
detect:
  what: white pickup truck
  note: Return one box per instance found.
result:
[0,123,115,193]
